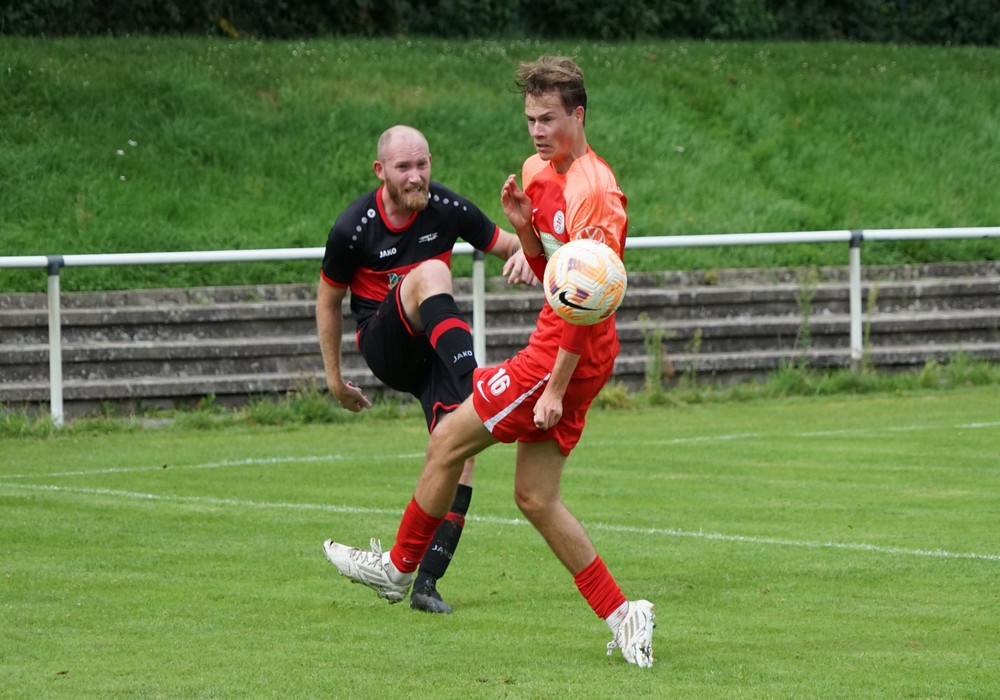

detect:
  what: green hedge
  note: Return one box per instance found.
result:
[517,0,778,40]
[1,0,997,44]
[768,0,1000,45]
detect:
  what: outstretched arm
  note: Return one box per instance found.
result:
[316,278,372,412]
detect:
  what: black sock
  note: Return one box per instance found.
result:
[416,484,473,585]
[418,294,477,393]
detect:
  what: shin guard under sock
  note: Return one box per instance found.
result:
[418,293,477,391]
[574,555,628,620]
[389,498,445,574]
[416,484,472,584]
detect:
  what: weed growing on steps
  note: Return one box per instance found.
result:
[794,267,819,369]
[638,312,676,403]
[863,283,879,373]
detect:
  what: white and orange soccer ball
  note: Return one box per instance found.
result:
[543,238,627,325]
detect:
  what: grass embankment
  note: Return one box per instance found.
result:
[2,37,999,293]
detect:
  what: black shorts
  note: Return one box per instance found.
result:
[358,286,469,431]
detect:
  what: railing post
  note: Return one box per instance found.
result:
[472,250,486,365]
[46,256,65,427]
[849,231,863,373]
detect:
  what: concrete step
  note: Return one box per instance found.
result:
[616,277,1000,320]
[0,283,317,310]
[614,341,1000,387]
[3,268,997,343]
[0,301,325,344]
[3,309,995,385]
[482,308,1000,363]
[2,261,998,418]
[0,366,393,414]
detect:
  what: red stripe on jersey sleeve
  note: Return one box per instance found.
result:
[320,270,348,288]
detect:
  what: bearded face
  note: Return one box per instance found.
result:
[384,174,429,212]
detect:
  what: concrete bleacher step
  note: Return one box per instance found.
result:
[1,262,997,417]
[614,341,1000,386]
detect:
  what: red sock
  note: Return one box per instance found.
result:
[574,556,627,619]
[389,498,444,574]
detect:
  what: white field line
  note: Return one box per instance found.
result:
[0,453,426,480]
[587,420,1000,447]
[3,481,999,564]
[3,419,996,481]
[2,421,998,563]
[1,421,996,482]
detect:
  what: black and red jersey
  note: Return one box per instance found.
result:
[321,182,500,327]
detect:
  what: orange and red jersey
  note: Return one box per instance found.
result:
[519,148,628,378]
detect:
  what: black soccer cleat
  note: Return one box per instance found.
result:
[409,577,453,615]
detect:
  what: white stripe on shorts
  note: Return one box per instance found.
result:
[483,373,550,434]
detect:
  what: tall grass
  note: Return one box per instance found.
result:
[2,37,999,293]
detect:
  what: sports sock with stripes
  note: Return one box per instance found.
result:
[418,293,477,392]
[415,484,472,586]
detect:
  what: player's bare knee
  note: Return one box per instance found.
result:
[426,430,466,477]
[513,486,549,523]
[410,259,454,297]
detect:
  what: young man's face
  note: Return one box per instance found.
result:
[524,90,583,167]
[376,137,431,212]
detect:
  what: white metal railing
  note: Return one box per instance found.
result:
[2,227,999,426]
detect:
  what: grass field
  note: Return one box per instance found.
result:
[3,37,1000,293]
[2,387,998,698]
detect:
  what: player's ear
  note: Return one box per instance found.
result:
[373,160,385,180]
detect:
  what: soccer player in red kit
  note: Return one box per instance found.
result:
[323,58,655,667]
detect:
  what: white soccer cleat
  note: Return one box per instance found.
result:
[322,537,412,604]
[607,600,656,668]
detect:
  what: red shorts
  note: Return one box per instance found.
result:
[472,353,613,456]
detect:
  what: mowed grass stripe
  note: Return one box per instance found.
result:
[2,418,996,482]
[4,479,998,564]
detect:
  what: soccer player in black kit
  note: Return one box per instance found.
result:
[316,125,536,613]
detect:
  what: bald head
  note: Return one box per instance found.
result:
[377,125,430,163]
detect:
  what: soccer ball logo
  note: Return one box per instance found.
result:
[543,239,627,325]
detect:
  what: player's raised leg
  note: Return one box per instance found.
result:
[401,260,478,392]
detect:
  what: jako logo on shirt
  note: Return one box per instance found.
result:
[379,247,397,258]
